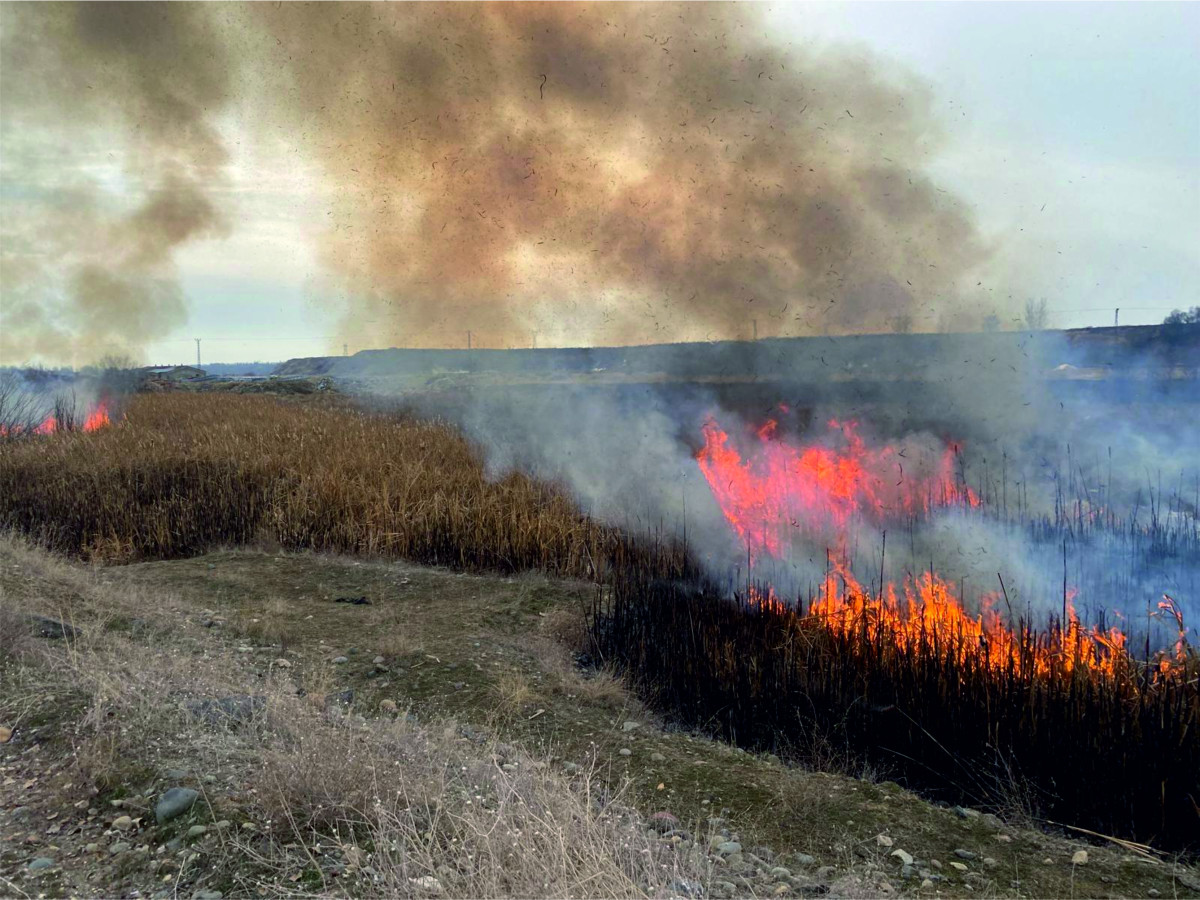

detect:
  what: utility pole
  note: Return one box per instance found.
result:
[194,338,201,368]
[1114,308,1120,328]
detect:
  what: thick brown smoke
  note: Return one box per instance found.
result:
[0,3,232,364]
[245,2,992,349]
[2,2,994,360]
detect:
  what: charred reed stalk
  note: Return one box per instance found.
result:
[588,558,1200,851]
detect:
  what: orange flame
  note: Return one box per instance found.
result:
[81,400,112,431]
[697,416,977,559]
[1,400,112,437]
[702,414,1185,681]
[807,563,1130,677]
[746,560,1157,680]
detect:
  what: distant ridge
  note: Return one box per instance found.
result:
[274,325,1200,381]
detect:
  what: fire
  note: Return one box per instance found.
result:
[811,563,1132,677]
[81,400,112,431]
[746,559,1160,679]
[0,399,112,437]
[697,415,977,559]
[701,413,1186,681]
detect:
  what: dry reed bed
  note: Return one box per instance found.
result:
[0,393,630,574]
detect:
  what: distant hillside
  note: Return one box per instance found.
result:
[197,362,279,377]
[274,325,1200,383]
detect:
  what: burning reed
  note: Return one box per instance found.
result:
[588,558,1200,851]
[5,390,1196,850]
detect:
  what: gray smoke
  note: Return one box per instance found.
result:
[391,327,1197,641]
[3,2,1003,364]
[0,3,233,364]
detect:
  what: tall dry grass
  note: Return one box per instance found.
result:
[0,393,638,575]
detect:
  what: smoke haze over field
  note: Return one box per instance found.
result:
[3,2,999,362]
[0,3,234,364]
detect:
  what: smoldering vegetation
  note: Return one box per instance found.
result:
[365,326,1200,631]
[3,2,998,365]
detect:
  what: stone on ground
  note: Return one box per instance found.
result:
[156,787,199,824]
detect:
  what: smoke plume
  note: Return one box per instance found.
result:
[3,2,1000,362]
[245,2,992,348]
[0,2,232,365]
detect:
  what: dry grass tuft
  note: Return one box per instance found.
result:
[254,701,700,898]
[490,669,537,715]
[570,667,631,711]
[374,629,421,660]
[0,600,33,663]
[526,609,636,712]
[232,596,300,652]
[540,603,590,649]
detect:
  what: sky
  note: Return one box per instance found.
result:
[773,2,1199,328]
[1,1,1197,366]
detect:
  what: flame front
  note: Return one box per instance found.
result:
[701,414,1184,680]
[1,399,112,437]
[697,415,977,559]
[744,558,1162,680]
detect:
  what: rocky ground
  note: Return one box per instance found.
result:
[2,536,1197,899]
